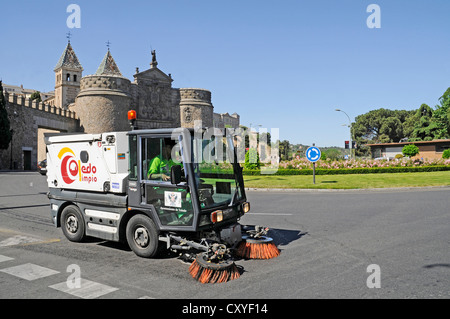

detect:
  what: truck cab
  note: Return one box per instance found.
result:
[127,127,248,232]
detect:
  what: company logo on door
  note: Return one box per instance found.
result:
[58,147,98,184]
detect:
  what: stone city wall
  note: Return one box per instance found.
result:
[0,92,80,170]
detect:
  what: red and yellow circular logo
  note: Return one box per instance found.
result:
[58,147,78,184]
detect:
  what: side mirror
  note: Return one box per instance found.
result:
[171,165,182,185]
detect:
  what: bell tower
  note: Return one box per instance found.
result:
[54,37,83,109]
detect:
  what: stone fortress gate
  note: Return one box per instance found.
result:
[0,42,239,170]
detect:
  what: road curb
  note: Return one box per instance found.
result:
[245,185,450,192]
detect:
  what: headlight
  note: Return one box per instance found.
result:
[210,210,223,223]
[242,202,250,214]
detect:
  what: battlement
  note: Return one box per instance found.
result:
[179,88,212,104]
[80,74,131,92]
[5,91,77,119]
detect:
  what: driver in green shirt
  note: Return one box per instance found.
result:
[147,144,176,181]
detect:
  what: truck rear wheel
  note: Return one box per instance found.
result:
[61,205,86,242]
[126,214,161,258]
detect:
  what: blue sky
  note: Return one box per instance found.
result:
[1,0,449,147]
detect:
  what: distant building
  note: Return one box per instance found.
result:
[367,140,450,160]
[2,83,36,99]
[213,112,240,128]
[2,84,54,103]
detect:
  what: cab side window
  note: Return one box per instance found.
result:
[142,137,177,182]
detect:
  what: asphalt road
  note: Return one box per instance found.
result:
[0,172,449,300]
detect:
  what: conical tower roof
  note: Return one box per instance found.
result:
[95,50,122,76]
[54,42,83,71]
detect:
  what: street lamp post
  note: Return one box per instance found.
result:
[335,109,353,159]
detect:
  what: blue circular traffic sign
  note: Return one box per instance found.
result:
[306,146,321,163]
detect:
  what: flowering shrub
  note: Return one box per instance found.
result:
[278,157,450,170]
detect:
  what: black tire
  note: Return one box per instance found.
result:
[126,214,161,258]
[61,205,86,242]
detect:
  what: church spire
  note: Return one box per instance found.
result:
[54,41,83,71]
[95,50,122,76]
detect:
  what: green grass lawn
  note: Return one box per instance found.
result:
[243,171,450,189]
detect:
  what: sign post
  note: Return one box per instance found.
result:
[306,145,321,184]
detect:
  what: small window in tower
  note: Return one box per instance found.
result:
[73,74,77,82]
[66,74,71,81]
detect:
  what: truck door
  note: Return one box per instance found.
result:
[138,134,196,230]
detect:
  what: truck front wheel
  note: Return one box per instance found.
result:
[126,214,161,258]
[61,205,86,242]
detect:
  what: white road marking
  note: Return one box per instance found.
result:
[0,235,41,247]
[49,278,118,299]
[0,254,14,263]
[0,263,60,281]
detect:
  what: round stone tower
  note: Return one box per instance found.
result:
[179,88,214,128]
[73,50,131,133]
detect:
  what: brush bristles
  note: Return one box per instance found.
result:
[189,260,240,284]
[236,241,280,259]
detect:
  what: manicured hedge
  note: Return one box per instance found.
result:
[243,165,450,176]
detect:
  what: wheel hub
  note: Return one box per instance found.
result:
[66,215,78,233]
[134,227,149,247]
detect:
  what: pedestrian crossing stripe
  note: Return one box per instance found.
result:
[0,254,147,299]
[0,263,60,281]
[49,278,118,299]
[0,254,14,263]
[0,235,41,247]
[0,235,60,247]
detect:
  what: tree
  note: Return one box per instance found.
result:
[352,108,415,156]
[353,108,414,144]
[402,144,419,158]
[0,81,12,150]
[379,116,403,143]
[30,91,41,102]
[244,148,260,170]
[410,104,437,141]
[431,87,450,139]
[402,114,416,138]
[259,132,271,146]
[278,140,291,161]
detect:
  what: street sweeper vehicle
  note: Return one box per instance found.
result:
[45,118,279,283]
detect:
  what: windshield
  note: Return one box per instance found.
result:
[192,132,243,210]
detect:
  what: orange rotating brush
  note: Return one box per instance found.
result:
[236,226,280,259]
[189,245,241,284]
